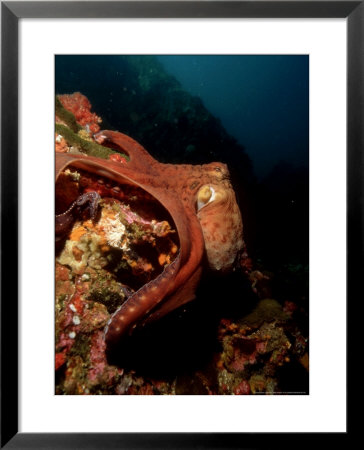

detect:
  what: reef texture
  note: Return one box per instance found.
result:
[56,92,245,346]
[55,93,308,395]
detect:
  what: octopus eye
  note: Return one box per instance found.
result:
[197,185,215,211]
[214,167,222,172]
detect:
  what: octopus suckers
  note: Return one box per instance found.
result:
[128,306,136,313]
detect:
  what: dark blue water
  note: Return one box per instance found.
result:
[157,55,309,179]
[56,55,308,180]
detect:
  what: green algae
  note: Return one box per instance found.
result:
[126,222,146,241]
[240,299,289,328]
[88,288,124,314]
[55,123,115,159]
[55,96,83,133]
[56,95,129,161]
[57,294,67,310]
[69,333,91,362]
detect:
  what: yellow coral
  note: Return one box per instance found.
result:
[77,129,93,141]
[70,225,87,241]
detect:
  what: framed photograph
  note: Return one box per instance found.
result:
[1,1,357,447]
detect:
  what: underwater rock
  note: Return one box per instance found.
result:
[58,92,102,134]
[55,133,70,153]
[55,92,308,396]
[234,380,251,395]
[213,297,308,395]
[239,298,290,327]
[55,138,180,393]
[56,103,245,348]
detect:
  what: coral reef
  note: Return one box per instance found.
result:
[57,127,245,347]
[58,92,102,134]
[55,92,308,395]
[55,196,179,394]
[216,298,308,394]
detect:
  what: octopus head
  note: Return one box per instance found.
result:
[196,167,244,272]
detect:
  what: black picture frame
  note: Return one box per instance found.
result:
[1,1,358,448]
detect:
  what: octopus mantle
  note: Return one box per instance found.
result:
[56,130,244,346]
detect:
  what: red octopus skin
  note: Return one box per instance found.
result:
[56,130,245,346]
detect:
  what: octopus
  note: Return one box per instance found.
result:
[56,130,245,347]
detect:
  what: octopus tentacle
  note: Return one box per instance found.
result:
[55,130,244,346]
[143,264,203,326]
[55,153,196,267]
[105,252,181,343]
[93,130,158,173]
[55,191,100,238]
[55,208,75,238]
[56,153,206,344]
[105,213,206,343]
[74,191,100,219]
[104,210,205,344]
